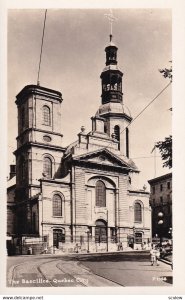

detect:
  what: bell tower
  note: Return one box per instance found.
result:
[14,84,65,234]
[101,37,123,105]
[96,29,132,157]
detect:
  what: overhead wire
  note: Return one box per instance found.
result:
[8,82,171,160]
[9,10,172,165]
[37,9,47,86]
[120,81,171,134]
[105,80,172,149]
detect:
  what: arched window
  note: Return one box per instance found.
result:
[43,157,52,178]
[134,202,142,222]
[53,194,63,217]
[96,180,106,207]
[43,105,51,126]
[114,125,120,150]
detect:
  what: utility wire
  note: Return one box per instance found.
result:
[105,81,171,150]
[120,81,172,134]
[37,9,47,86]
[8,83,171,157]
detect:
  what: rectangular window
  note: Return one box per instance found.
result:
[167,181,171,189]
[43,235,48,242]
[110,228,116,242]
[80,236,84,245]
[160,184,163,191]
[135,232,142,244]
[160,196,163,204]
[32,212,36,233]
[152,186,155,194]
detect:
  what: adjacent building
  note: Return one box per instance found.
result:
[148,173,172,239]
[7,34,152,254]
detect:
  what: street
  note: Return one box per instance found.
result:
[7,252,172,287]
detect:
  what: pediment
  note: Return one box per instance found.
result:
[82,154,120,166]
[73,148,138,171]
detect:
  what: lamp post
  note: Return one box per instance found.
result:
[133,225,135,249]
[168,227,172,238]
[157,212,164,247]
[168,227,173,247]
[86,228,90,253]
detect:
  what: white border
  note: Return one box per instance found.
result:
[1,0,185,296]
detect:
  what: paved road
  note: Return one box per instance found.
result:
[78,252,172,286]
[7,252,172,287]
[7,254,118,287]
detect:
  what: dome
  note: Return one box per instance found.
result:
[96,102,132,117]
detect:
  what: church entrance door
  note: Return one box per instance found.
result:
[53,229,65,248]
[95,220,107,243]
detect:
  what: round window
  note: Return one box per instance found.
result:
[43,135,51,142]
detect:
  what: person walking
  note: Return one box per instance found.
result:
[150,245,156,266]
[156,247,160,266]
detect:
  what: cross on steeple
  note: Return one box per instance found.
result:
[104,9,117,42]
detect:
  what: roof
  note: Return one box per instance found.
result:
[96,102,132,121]
[72,147,139,172]
[148,172,172,184]
[16,84,62,105]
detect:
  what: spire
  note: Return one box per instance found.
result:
[104,9,117,43]
[104,9,118,65]
[100,10,123,105]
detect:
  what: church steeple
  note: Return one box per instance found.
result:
[105,34,117,65]
[100,36,123,105]
[95,13,132,158]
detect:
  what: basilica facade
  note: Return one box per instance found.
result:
[8,35,151,254]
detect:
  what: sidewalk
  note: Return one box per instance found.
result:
[17,249,150,258]
[159,256,173,267]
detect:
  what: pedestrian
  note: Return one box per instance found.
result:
[161,246,166,258]
[43,244,48,254]
[150,245,156,266]
[156,247,160,266]
[120,242,123,251]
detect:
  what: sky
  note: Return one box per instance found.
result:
[7,8,172,188]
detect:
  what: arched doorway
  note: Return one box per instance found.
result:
[95,219,107,243]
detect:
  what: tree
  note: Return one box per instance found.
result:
[159,63,172,82]
[156,135,172,169]
[155,65,172,169]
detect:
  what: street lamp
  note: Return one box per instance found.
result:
[168,227,172,238]
[133,225,135,249]
[86,228,90,253]
[157,212,164,247]
[168,227,173,247]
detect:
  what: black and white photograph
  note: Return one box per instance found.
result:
[1,1,185,297]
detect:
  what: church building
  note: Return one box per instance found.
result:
[8,32,151,254]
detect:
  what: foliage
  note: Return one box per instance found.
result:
[159,64,172,82]
[156,65,172,169]
[156,135,172,169]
